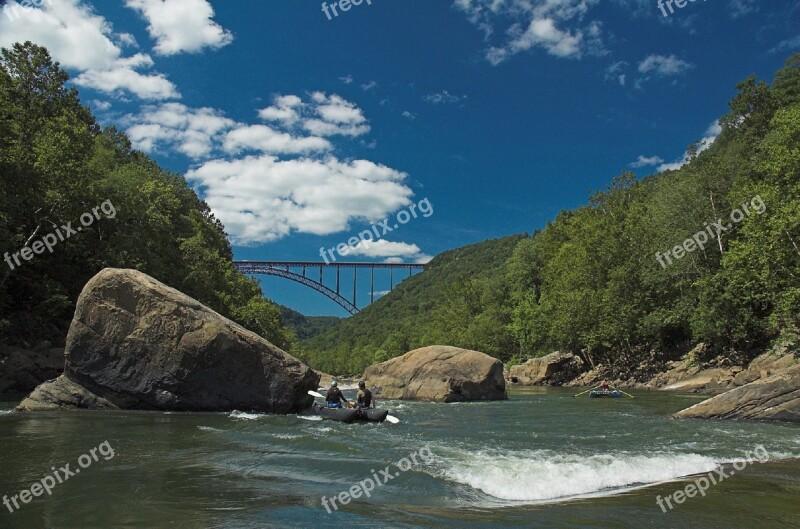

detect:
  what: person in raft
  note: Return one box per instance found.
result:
[325,381,349,409]
[600,380,610,391]
[355,381,373,409]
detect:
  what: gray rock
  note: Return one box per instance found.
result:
[364,345,507,402]
[16,268,319,413]
[674,364,800,422]
[509,352,580,385]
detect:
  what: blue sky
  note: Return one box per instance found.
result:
[2,0,798,316]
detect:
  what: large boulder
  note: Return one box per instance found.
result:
[363,345,507,402]
[674,364,800,422]
[16,268,319,413]
[508,352,580,385]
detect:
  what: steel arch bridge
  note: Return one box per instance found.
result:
[234,261,425,315]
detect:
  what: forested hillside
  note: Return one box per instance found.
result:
[298,235,525,374]
[279,306,340,341]
[303,54,800,377]
[0,43,293,350]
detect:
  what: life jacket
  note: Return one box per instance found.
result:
[358,388,372,408]
[326,387,343,403]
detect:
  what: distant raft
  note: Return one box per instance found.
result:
[589,389,623,398]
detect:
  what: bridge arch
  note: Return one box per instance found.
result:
[234,261,425,315]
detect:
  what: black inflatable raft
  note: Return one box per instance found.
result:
[312,404,389,424]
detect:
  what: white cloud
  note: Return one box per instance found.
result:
[361,80,377,91]
[638,54,693,76]
[127,94,424,252]
[125,102,235,158]
[92,99,112,111]
[73,53,180,100]
[126,93,370,159]
[258,95,303,125]
[349,239,431,262]
[222,125,331,155]
[454,0,605,63]
[423,90,466,105]
[401,111,416,121]
[658,121,721,172]
[125,0,232,55]
[303,92,370,137]
[339,74,354,84]
[0,0,121,70]
[0,0,182,101]
[185,156,414,245]
[629,155,664,169]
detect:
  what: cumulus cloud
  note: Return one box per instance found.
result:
[125,102,235,158]
[658,121,721,172]
[454,0,605,64]
[0,0,120,70]
[0,0,179,101]
[125,95,424,250]
[348,239,432,263]
[222,125,331,155]
[185,156,414,245]
[126,93,369,159]
[125,0,233,55]
[303,92,371,137]
[73,53,180,100]
[258,95,303,125]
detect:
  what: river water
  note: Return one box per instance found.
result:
[1,387,798,528]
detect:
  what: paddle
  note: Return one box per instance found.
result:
[610,386,635,398]
[573,388,594,397]
[307,390,400,424]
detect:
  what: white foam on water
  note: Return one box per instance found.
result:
[271,433,300,440]
[296,415,322,421]
[0,410,12,415]
[198,426,223,432]
[437,448,720,503]
[229,411,263,420]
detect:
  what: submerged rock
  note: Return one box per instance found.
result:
[364,345,507,402]
[16,268,319,413]
[674,364,800,422]
[508,352,581,385]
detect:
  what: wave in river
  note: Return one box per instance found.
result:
[437,448,719,503]
[229,411,264,420]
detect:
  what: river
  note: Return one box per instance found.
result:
[1,387,798,528]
